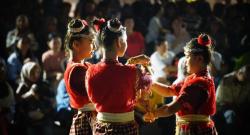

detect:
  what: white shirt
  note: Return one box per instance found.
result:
[211,51,223,71]
[150,51,175,81]
[173,56,187,84]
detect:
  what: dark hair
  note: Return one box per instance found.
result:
[155,36,167,47]
[121,15,134,24]
[64,19,91,53]
[48,32,61,42]
[95,18,126,50]
[16,15,29,25]
[184,33,213,65]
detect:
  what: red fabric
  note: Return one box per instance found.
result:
[172,70,216,116]
[64,61,91,109]
[86,59,151,113]
[125,32,145,58]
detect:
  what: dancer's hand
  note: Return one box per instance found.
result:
[143,112,156,123]
[127,54,150,66]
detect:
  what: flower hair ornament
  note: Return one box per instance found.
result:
[68,24,85,33]
[184,34,212,53]
[93,18,106,32]
[197,34,212,46]
[68,20,91,38]
[107,20,126,33]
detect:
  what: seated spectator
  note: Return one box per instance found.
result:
[166,16,190,56]
[0,57,15,135]
[15,62,54,135]
[173,56,188,85]
[6,15,38,54]
[123,16,145,58]
[42,33,65,93]
[145,5,165,44]
[145,5,166,56]
[215,65,250,135]
[234,52,250,70]
[150,37,176,84]
[55,59,73,132]
[55,79,74,131]
[39,16,59,54]
[182,3,202,36]
[7,36,37,89]
[210,50,223,87]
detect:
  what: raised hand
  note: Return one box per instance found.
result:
[126,54,150,66]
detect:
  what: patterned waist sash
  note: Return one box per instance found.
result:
[175,115,217,135]
[176,114,211,125]
[97,111,134,123]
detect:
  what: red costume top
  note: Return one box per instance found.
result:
[64,61,91,109]
[171,69,216,116]
[86,59,151,113]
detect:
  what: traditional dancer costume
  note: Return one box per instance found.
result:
[64,19,96,135]
[85,18,152,135]
[170,34,217,135]
[64,61,96,135]
[172,69,217,135]
[86,60,151,135]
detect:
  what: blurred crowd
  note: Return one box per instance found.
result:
[0,0,250,135]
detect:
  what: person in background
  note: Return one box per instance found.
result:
[7,36,37,89]
[38,16,60,58]
[166,16,190,56]
[6,15,38,54]
[123,16,145,59]
[145,5,165,44]
[210,50,223,88]
[55,78,74,133]
[145,5,166,56]
[0,57,15,135]
[42,32,65,93]
[15,62,54,135]
[173,56,188,85]
[150,37,176,85]
[149,37,177,135]
[215,65,250,135]
[54,58,73,134]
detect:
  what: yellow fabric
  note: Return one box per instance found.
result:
[135,91,164,113]
[79,103,95,112]
[176,114,210,125]
[175,115,211,135]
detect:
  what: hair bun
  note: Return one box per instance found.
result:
[197,34,212,46]
[68,19,88,33]
[109,18,121,29]
[107,18,123,33]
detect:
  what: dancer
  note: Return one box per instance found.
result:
[86,18,152,135]
[144,34,218,135]
[64,19,96,135]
